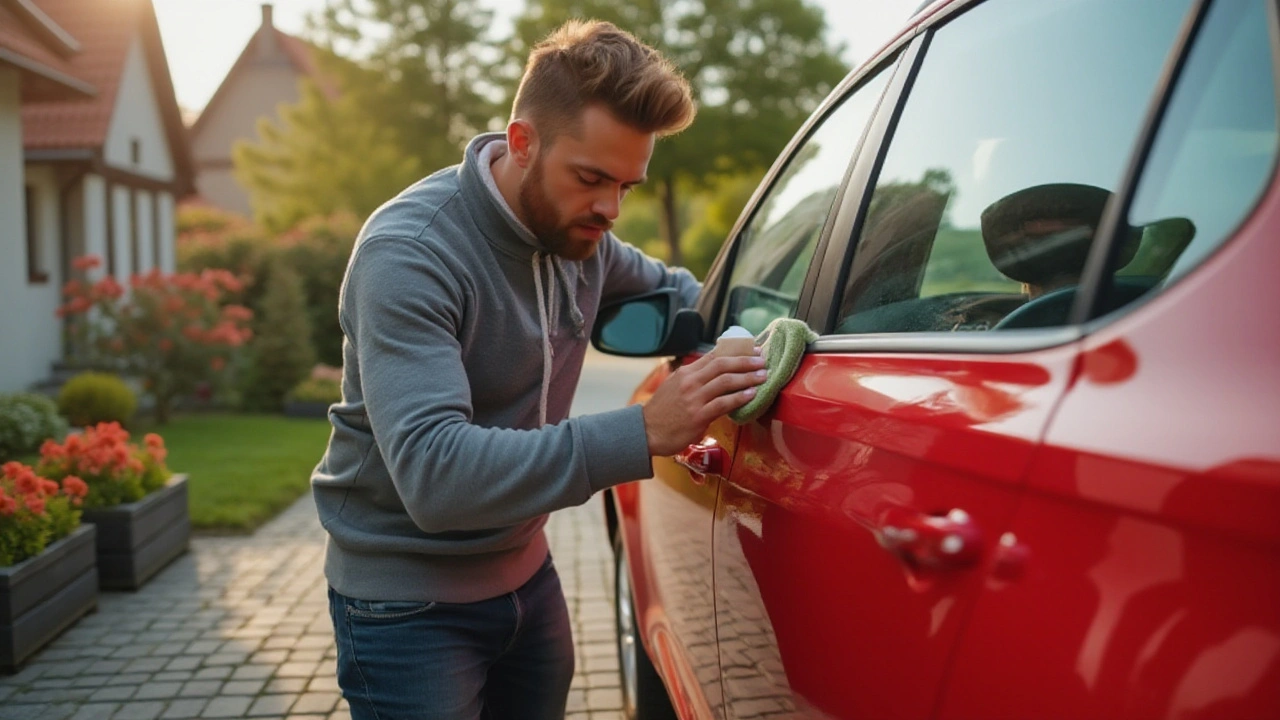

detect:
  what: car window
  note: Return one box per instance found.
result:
[834,0,1193,335]
[719,67,892,337]
[1115,0,1277,305]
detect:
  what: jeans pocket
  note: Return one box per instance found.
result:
[346,599,437,620]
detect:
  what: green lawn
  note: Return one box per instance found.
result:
[155,414,332,532]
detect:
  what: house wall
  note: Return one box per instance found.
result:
[136,191,154,272]
[191,56,303,216]
[156,191,174,273]
[104,38,174,181]
[82,174,106,274]
[110,184,132,280]
[0,69,62,392]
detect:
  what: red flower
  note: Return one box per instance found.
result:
[72,255,103,271]
[62,476,89,500]
[23,494,46,516]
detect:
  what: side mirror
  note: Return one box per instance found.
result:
[592,288,704,357]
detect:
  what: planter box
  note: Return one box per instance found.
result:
[81,475,189,591]
[283,400,331,419]
[0,524,98,672]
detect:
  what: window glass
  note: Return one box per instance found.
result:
[1116,0,1277,304]
[834,0,1192,334]
[720,67,892,336]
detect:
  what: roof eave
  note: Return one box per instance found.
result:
[0,46,95,99]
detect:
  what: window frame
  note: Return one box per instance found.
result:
[810,0,1255,356]
[694,46,912,345]
[1076,0,1280,329]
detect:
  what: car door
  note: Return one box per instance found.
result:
[617,53,902,720]
[711,0,1196,717]
[939,1,1280,717]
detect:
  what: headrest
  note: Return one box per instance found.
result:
[980,183,1141,285]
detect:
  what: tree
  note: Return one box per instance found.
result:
[311,0,503,174]
[240,260,316,412]
[233,80,423,233]
[506,0,848,265]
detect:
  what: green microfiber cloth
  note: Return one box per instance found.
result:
[729,317,818,424]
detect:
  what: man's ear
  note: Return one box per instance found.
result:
[507,120,538,169]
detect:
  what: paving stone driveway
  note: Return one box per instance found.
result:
[0,495,626,720]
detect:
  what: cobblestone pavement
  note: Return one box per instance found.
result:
[0,495,625,720]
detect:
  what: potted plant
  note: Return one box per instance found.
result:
[0,461,93,672]
[36,423,187,591]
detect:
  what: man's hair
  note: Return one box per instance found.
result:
[512,20,696,143]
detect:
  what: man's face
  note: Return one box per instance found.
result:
[518,105,655,261]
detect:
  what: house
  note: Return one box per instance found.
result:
[188,3,337,217]
[0,0,193,393]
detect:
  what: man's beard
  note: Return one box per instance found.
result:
[518,158,610,261]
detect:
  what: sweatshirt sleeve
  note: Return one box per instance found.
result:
[600,234,702,308]
[341,236,653,534]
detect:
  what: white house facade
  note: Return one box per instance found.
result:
[1,0,193,393]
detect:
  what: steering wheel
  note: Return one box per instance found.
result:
[994,277,1157,330]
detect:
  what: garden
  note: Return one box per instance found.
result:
[0,208,355,671]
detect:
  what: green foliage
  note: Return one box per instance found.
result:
[178,209,357,368]
[0,493,79,568]
[241,261,317,412]
[0,393,68,462]
[57,372,138,428]
[679,173,765,279]
[176,206,271,308]
[277,214,360,366]
[313,0,503,174]
[234,81,425,233]
[288,377,342,404]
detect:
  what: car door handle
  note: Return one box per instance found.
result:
[877,507,982,571]
[674,442,727,480]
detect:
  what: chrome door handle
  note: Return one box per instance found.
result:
[675,442,727,478]
[877,507,982,571]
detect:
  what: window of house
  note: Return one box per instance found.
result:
[833,0,1195,334]
[25,186,47,284]
[720,65,893,336]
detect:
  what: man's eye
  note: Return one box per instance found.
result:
[579,175,601,186]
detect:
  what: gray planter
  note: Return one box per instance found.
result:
[0,524,98,672]
[81,475,190,591]
[283,400,331,419]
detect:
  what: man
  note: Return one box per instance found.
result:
[312,20,767,720]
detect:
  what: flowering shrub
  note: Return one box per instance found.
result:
[36,423,170,509]
[58,255,254,424]
[0,461,87,567]
[0,393,68,461]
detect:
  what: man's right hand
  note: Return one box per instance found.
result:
[640,351,768,457]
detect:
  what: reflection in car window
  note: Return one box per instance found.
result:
[720,67,892,336]
[834,0,1192,335]
[1117,0,1277,302]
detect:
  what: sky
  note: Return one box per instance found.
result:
[153,0,919,114]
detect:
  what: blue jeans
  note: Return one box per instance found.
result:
[328,554,575,720]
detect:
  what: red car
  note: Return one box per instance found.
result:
[592,0,1280,718]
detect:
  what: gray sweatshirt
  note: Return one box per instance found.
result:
[313,133,700,604]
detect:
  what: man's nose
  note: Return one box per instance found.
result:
[592,188,623,221]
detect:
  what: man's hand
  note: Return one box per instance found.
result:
[641,351,767,457]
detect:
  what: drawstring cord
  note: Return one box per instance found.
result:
[530,252,589,427]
